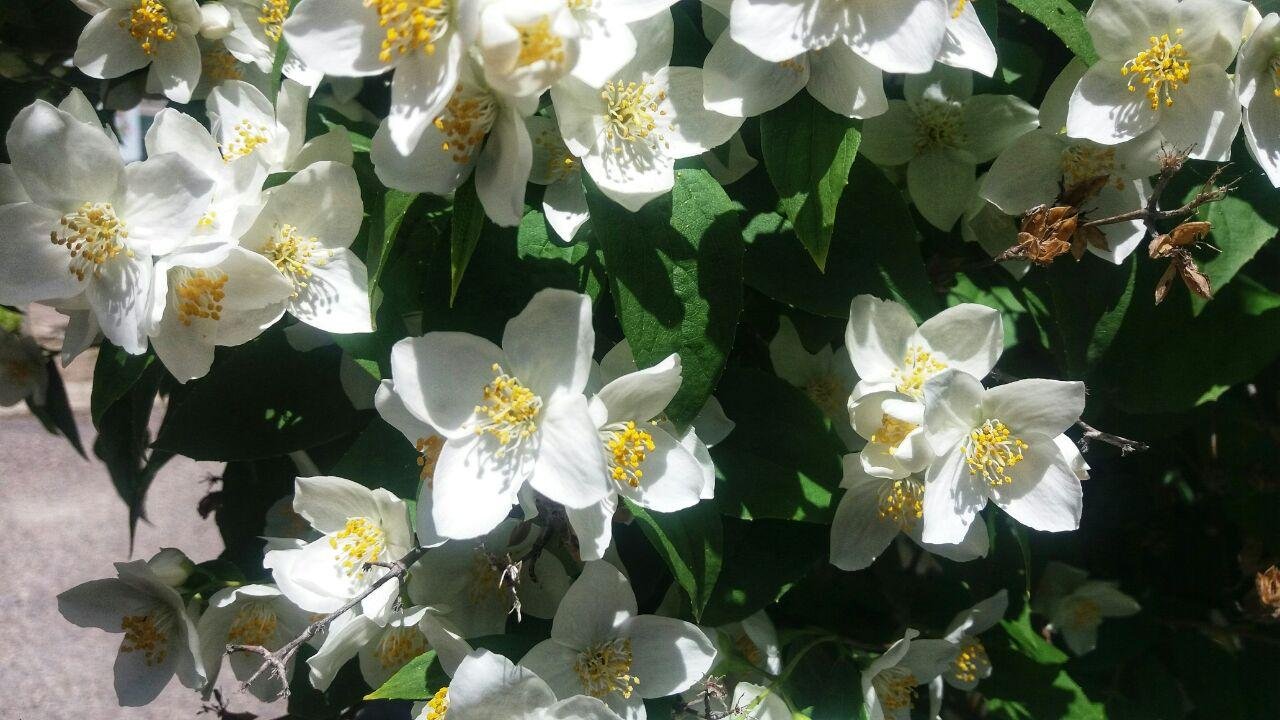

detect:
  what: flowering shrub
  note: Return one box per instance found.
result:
[3,0,1280,717]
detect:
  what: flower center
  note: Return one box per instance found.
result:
[377,626,429,669]
[328,517,387,578]
[259,0,290,42]
[951,0,971,18]
[605,421,656,489]
[433,84,498,165]
[1121,31,1190,110]
[964,419,1028,487]
[910,100,965,152]
[733,633,764,667]
[574,638,639,699]
[892,345,947,399]
[203,46,243,83]
[877,477,924,530]
[516,17,565,67]
[534,130,578,181]
[1061,144,1119,191]
[222,118,271,161]
[467,552,504,603]
[120,612,170,666]
[51,202,132,281]
[473,364,542,449]
[424,686,449,720]
[873,666,918,713]
[261,223,331,297]
[951,637,988,684]
[122,0,177,56]
[601,79,668,153]
[804,373,845,417]
[364,0,452,63]
[227,601,279,646]
[174,269,228,326]
[416,436,444,485]
[1069,598,1101,627]
[778,58,806,73]
[870,414,917,453]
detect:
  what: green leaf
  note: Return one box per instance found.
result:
[983,606,1106,720]
[90,342,155,428]
[743,160,939,320]
[1004,0,1099,65]
[450,177,486,305]
[364,650,446,700]
[759,93,862,270]
[1186,166,1280,305]
[700,518,827,625]
[329,417,421,499]
[1029,255,1138,378]
[93,360,171,544]
[155,330,366,461]
[712,368,844,523]
[367,189,421,294]
[267,0,297,99]
[590,169,744,426]
[626,499,723,621]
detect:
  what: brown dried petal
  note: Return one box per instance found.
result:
[1177,254,1213,300]
[1169,220,1212,247]
[1154,262,1178,305]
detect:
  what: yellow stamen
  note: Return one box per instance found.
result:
[433,84,498,165]
[121,613,169,666]
[1069,598,1101,627]
[424,686,449,720]
[601,79,668,154]
[473,364,541,449]
[261,223,331,297]
[50,202,132,281]
[964,419,1028,487]
[175,269,228,326]
[203,46,243,83]
[258,0,291,42]
[416,436,444,485]
[222,118,270,161]
[892,346,947,399]
[606,421,655,489]
[877,478,924,530]
[574,638,639,699]
[376,626,429,670]
[227,602,279,646]
[951,637,988,684]
[364,0,451,63]
[873,667,918,712]
[1061,144,1121,191]
[122,0,177,56]
[1121,30,1191,110]
[516,18,565,67]
[870,414,917,453]
[910,100,965,152]
[803,373,844,417]
[328,517,387,579]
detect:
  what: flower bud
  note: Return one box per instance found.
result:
[147,547,195,586]
[199,2,233,40]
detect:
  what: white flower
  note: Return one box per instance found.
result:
[860,629,956,720]
[221,0,323,90]
[197,584,312,699]
[718,609,782,675]
[1066,0,1249,161]
[308,605,470,691]
[283,0,482,154]
[527,114,589,244]
[551,12,743,211]
[406,518,572,637]
[388,288,608,540]
[730,682,792,720]
[447,648,627,720]
[371,58,537,227]
[1033,562,1140,655]
[520,561,717,719]
[477,0,580,98]
[769,317,857,447]
[569,353,706,560]
[208,79,354,176]
[938,589,1007,690]
[727,0,950,74]
[596,339,734,500]
[920,370,1087,543]
[263,475,414,624]
[984,61,1160,263]
[73,0,203,102]
[193,39,272,101]
[1236,12,1280,186]
[0,100,214,354]
[830,459,989,571]
[240,161,373,334]
[1055,434,1091,481]
[199,1,234,40]
[860,67,1038,230]
[146,547,195,587]
[146,244,294,382]
[57,559,205,706]
[936,0,997,76]
[702,2,886,119]
[0,327,46,407]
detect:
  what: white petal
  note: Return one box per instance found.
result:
[543,176,591,242]
[981,130,1066,214]
[916,303,1003,380]
[852,99,917,165]
[570,17,638,88]
[1155,67,1240,162]
[119,154,214,255]
[74,9,149,78]
[289,248,372,334]
[1173,0,1248,68]
[528,393,611,508]
[846,0,950,74]
[1084,0,1176,61]
[806,43,888,119]
[86,253,152,354]
[475,106,533,227]
[567,494,618,561]
[431,435,521,539]
[371,112,477,195]
[0,203,83,305]
[982,378,1085,438]
[148,33,202,103]
[624,615,717,697]
[503,287,595,398]
[388,332,506,436]
[386,39,462,154]
[728,0,811,62]
[551,560,637,649]
[845,295,917,385]
[702,37,807,117]
[598,353,682,424]
[451,649,559,716]
[7,101,124,213]
[938,3,997,77]
[661,66,744,158]
[961,95,1039,163]
[829,465,901,571]
[1066,63,1159,145]
[582,141,676,211]
[907,149,976,231]
[616,425,705,512]
[282,0,389,77]
[921,446,988,544]
[989,434,1083,533]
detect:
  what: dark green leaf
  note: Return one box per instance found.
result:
[450,177,486,305]
[367,189,421,294]
[1005,0,1099,65]
[626,499,724,621]
[364,650,445,701]
[329,417,421,499]
[93,360,170,544]
[983,606,1105,720]
[90,342,155,428]
[1186,166,1280,305]
[700,518,827,625]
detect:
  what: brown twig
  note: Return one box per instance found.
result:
[227,545,430,699]
[1082,163,1238,230]
[1075,419,1149,456]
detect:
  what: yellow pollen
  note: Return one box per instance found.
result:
[1121,31,1191,110]
[567,0,592,9]
[1061,144,1120,191]
[535,132,578,182]
[964,419,1028,487]
[467,552,503,604]
[433,84,498,165]
[261,223,330,297]
[1069,598,1102,627]
[122,0,177,56]
[364,0,451,63]
[175,269,228,326]
[424,686,449,720]
[892,346,947,399]
[870,414,917,452]
[602,79,668,153]
[516,18,565,67]
[778,58,805,73]
[120,613,169,666]
[328,517,387,578]
[226,602,279,646]
[377,626,429,670]
[803,373,844,417]
[416,436,444,485]
[911,100,965,152]
[222,118,270,161]
[203,46,243,83]
[877,478,924,529]
[951,0,971,17]
[50,202,132,281]
[874,667,918,712]
[733,633,764,668]
[198,210,218,229]
[473,364,541,449]
[951,637,988,684]
[258,0,291,42]
[606,421,655,489]
[574,638,639,699]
